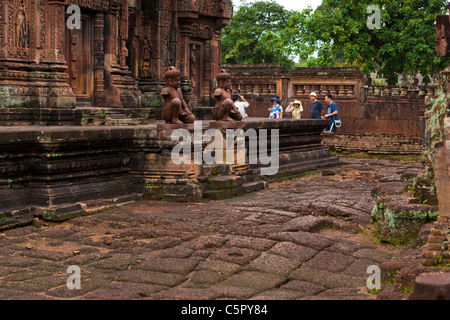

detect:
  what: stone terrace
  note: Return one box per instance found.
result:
[0,158,440,300]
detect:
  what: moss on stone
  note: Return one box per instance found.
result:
[371,202,439,245]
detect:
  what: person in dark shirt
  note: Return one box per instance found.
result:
[309,92,323,119]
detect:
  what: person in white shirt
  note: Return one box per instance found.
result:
[286,100,303,119]
[232,94,249,119]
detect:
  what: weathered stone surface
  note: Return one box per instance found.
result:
[281,216,330,233]
[0,158,443,301]
[281,280,326,296]
[290,266,366,289]
[410,272,450,300]
[304,251,355,273]
[137,258,201,275]
[247,253,301,276]
[268,242,318,263]
[218,271,285,291]
[0,117,341,230]
[268,232,333,251]
[195,260,242,277]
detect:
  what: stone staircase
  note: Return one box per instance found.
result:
[204,168,267,200]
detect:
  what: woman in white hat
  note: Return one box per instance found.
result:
[286,100,303,119]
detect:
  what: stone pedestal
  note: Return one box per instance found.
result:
[434,117,450,216]
[410,272,450,300]
[423,117,450,266]
[0,118,341,230]
[422,13,450,268]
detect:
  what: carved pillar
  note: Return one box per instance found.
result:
[0,0,76,118]
[93,12,106,106]
[47,0,66,63]
[0,1,6,59]
[137,0,169,108]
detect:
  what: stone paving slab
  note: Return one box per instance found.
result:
[0,158,437,300]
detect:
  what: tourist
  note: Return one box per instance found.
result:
[309,92,323,120]
[232,94,249,119]
[286,100,303,119]
[324,94,339,133]
[268,96,283,119]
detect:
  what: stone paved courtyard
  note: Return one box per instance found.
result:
[0,158,432,300]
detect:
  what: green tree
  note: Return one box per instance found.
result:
[306,0,450,84]
[221,1,314,70]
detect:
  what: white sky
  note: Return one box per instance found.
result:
[232,0,323,12]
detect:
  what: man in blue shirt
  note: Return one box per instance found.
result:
[324,94,339,133]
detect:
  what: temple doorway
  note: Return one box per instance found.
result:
[65,13,94,106]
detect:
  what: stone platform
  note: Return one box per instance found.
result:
[0,119,340,230]
[0,158,441,301]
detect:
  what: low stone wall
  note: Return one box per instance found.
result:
[0,126,144,229]
[0,119,339,230]
[223,64,439,154]
[322,133,424,156]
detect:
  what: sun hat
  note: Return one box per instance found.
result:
[292,100,302,105]
[269,96,280,103]
[309,92,317,97]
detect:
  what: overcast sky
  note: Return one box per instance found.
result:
[232,0,323,12]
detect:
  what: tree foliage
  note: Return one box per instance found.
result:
[308,0,450,84]
[221,1,314,70]
[221,0,450,84]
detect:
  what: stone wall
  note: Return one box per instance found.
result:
[220,64,287,118]
[223,64,440,155]
[322,134,424,156]
[0,119,339,230]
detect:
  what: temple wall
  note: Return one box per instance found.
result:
[0,119,339,230]
[136,0,233,109]
[223,64,440,155]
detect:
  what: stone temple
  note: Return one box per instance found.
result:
[0,0,448,247]
[0,0,449,301]
[0,0,234,123]
[0,0,340,228]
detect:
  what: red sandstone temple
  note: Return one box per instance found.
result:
[0,0,448,233]
[0,0,232,124]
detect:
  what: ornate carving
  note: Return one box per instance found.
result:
[192,24,213,39]
[7,0,32,59]
[0,0,231,111]
[69,0,111,12]
[178,0,201,12]
[15,0,28,48]
[0,1,4,58]
[200,0,232,18]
